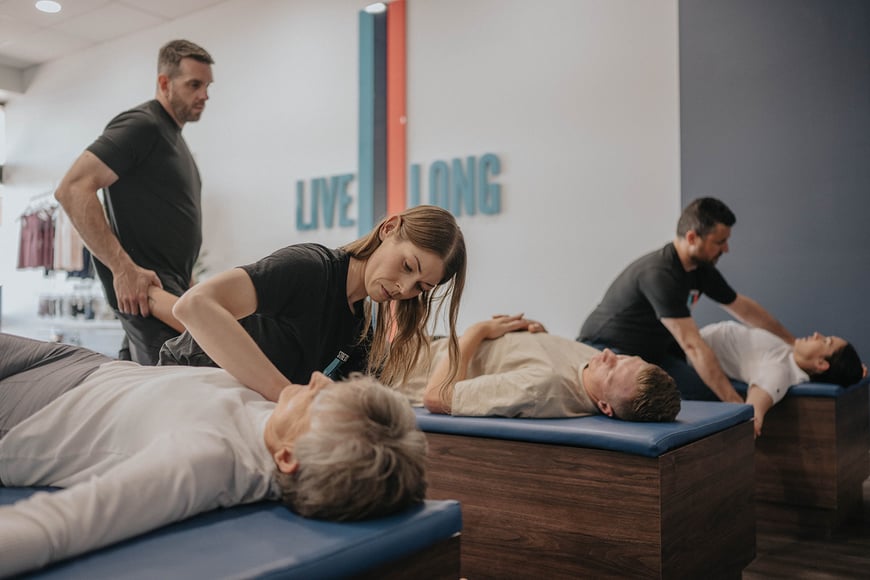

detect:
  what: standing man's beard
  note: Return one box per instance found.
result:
[170,94,204,124]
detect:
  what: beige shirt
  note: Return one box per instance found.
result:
[401,332,599,418]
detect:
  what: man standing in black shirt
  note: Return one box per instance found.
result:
[55,40,214,364]
[579,197,795,401]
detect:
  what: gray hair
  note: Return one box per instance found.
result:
[276,374,428,521]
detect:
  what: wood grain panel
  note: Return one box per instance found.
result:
[425,422,755,579]
[755,397,837,506]
[660,421,756,577]
[836,385,870,517]
[355,534,460,580]
[754,384,869,532]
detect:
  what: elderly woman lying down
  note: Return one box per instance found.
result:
[404,315,681,421]
[0,333,426,578]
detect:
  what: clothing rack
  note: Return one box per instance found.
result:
[22,190,57,216]
[17,183,91,276]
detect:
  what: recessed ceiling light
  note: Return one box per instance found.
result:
[35,1,62,14]
[364,3,387,14]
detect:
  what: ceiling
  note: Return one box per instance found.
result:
[0,0,228,69]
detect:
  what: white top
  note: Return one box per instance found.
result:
[0,361,280,578]
[700,320,809,404]
[401,332,597,418]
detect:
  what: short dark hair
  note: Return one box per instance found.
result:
[677,197,736,238]
[618,364,681,422]
[158,40,214,78]
[811,342,864,387]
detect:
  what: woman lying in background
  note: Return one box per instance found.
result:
[699,320,866,437]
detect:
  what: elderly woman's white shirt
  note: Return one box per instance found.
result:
[0,362,279,577]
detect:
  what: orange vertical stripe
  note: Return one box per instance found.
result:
[386,0,407,215]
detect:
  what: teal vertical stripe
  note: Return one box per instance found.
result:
[358,11,375,236]
[372,12,388,223]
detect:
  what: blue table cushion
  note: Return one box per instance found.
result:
[731,375,869,398]
[0,488,461,580]
[414,400,752,458]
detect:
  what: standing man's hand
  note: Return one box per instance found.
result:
[114,263,163,317]
[56,151,165,319]
[55,150,162,314]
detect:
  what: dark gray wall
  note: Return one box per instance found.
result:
[680,0,870,363]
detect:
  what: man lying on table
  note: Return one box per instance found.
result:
[402,314,681,422]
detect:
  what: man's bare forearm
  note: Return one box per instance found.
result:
[726,295,795,344]
[684,343,743,403]
[56,186,132,273]
[423,328,484,413]
[55,152,162,316]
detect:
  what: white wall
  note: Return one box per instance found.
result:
[0,0,679,339]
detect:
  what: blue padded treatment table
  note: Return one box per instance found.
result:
[416,401,756,579]
[731,376,870,533]
[0,489,461,579]
[417,400,752,457]
[731,377,868,398]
